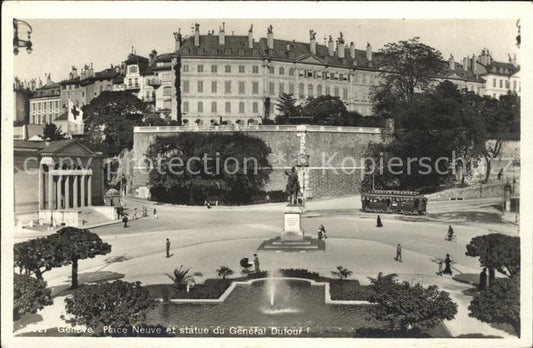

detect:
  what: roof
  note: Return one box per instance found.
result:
[30,81,61,99]
[61,67,123,86]
[482,61,520,76]
[14,139,98,157]
[55,111,68,121]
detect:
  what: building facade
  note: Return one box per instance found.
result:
[28,75,61,125]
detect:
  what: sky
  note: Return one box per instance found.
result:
[11,11,521,83]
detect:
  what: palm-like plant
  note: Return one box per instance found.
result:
[331,266,353,280]
[166,265,203,289]
[216,266,234,280]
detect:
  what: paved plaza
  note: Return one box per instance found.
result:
[14,196,519,337]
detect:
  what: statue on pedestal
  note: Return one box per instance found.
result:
[285,166,300,206]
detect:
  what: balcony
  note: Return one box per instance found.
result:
[125,83,141,91]
[146,77,162,89]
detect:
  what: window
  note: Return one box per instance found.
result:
[211,81,217,93]
[499,80,503,88]
[279,67,285,75]
[334,87,339,97]
[183,65,189,72]
[225,65,231,73]
[211,102,217,113]
[197,101,203,113]
[325,86,330,95]
[493,79,496,87]
[343,88,348,100]
[289,68,294,76]
[279,83,285,94]
[129,66,138,74]
[289,83,294,94]
[197,81,203,93]
[82,91,85,97]
[354,90,360,101]
[134,78,138,87]
[308,84,314,97]
[49,101,53,109]
[238,81,245,95]
[505,80,509,89]
[252,81,259,94]
[298,83,305,99]
[269,66,274,74]
[183,81,189,93]
[317,85,322,96]
[225,102,231,113]
[252,66,259,74]
[183,101,189,112]
[239,102,245,113]
[197,65,204,73]
[43,102,47,110]
[252,102,258,113]
[269,82,275,95]
[225,81,231,94]
[239,65,245,73]
[211,48,218,55]
[513,80,517,90]
[211,65,218,73]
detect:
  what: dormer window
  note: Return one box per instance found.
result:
[128,66,138,74]
[238,48,245,56]
[225,48,232,55]
[211,48,218,55]
[252,49,259,56]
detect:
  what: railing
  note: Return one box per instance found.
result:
[134,124,383,134]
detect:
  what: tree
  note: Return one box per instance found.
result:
[369,272,457,332]
[275,93,302,124]
[468,276,520,336]
[302,95,347,125]
[146,132,271,205]
[42,123,66,141]
[166,265,202,290]
[14,237,61,280]
[331,266,353,280]
[53,227,112,288]
[13,273,53,320]
[374,37,445,107]
[82,91,149,157]
[216,266,234,280]
[465,233,520,278]
[62,280,155,334]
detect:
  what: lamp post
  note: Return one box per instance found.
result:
[13,18,33,55]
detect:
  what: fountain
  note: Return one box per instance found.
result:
[262,271,302,315]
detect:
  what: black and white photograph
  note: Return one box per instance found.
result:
[2,2,532,347]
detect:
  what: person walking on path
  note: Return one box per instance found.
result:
[122,215,129,228]
[438,261,443,276]
[443,254,453,275]
[447,225,454,241]
[166,238,171,258]
[254,254,261,273]
[318,225,328,239]
[395,244,402,262]
[376,215,383,228]
[143,206,148,217]
[153,208,158,219]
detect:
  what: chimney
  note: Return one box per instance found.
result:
[366,42,372,61]
[46,73,52,84]
[463,56,469,71]
[512,53,517,67]
[471,54,477,73]
[337,32,345,59]
[248,24,254,49]
[309,30,316,55]
[267,25,274,50]
[194,23,200,47]
[71,66,78,79]
[38,78,43,88]
[174,29,182,51]
[88,63,94,78]
[327,35,334,56]
[448,54,455,70]
[219,22,225,45]
[149,49,157,66]
[350,42,355,59]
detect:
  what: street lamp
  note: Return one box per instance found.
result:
[13,18,33,55]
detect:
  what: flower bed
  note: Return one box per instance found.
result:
[326,279,375,301]
[145,279,232,300]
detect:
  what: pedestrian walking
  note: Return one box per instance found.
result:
[395,243,402,262]
[376,215,383,228]
[143,206,148,217]
[153,208,158,219]
[254,253,261,273]
[447,225,454,241]
[166,238,171,258]
[122,215,129,228]
[318,225,328,239]
[443,254,453,275]
[438,261,443,276]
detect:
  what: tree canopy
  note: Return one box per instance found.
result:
[14,237,61,280]
[302,95,348,125]
[82,91,149,156]
[369,272,457,331]
[42,123,66,141]
[13,273,53,320]
[62,280,155,334]
[275,93,302,124]
[465,233,520,278]
[146,132,271,205]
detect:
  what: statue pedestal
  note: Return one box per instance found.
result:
[282,205,304,241]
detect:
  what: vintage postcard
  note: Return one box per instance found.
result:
[2,1,532,347]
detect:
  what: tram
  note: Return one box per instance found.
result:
[361,190,427,215]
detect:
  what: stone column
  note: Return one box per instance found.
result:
[80,175,86,208]
[87,175,92,206]
[48,173,53,210]
[65,176,71,209]
[38,164,43,210]
[56,175,63,209]
[73,175,79,208]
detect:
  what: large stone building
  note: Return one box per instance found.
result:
[28,74,61,125]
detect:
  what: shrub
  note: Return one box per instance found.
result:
[279,268,320,281]
[13,273,53,320]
